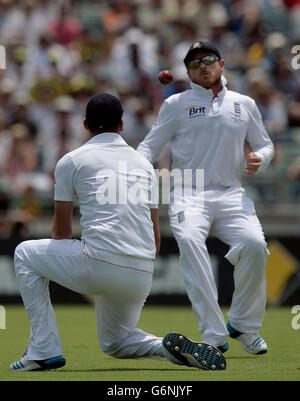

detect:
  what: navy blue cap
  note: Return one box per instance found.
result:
[184,41,221,66]
[85,93,123,132]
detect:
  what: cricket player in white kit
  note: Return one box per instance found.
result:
[10,93,227,372]
[138,41,274,355]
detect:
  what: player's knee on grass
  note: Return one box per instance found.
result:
[100,340,127,359]
[99,332,143,359]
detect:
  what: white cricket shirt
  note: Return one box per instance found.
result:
[54,133,158,261]
[137,77,274,188]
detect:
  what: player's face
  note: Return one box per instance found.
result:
[186,51,224,89]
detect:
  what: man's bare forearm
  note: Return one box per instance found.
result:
[150,208,161,257]
[51,220,72,239]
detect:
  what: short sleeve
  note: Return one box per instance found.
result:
[54,155,76,201]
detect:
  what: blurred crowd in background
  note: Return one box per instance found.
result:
[0,0,300,239]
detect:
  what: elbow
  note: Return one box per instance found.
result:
[52,234,72,240]
[52,227,72,240]
[155,235,161,257]
[52,232,72,240]
[271,142,275,161]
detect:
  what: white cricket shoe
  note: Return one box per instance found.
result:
[9,355,66,371]
[237,333,268,355]
[227,322,268,355]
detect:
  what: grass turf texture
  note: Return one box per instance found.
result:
[0,305,299,381]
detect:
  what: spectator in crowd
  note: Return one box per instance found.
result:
[4,124,39,192]
[0,0,299,223]
[286,155,300,200]
[47,5,82,46]
[247,74,289,142]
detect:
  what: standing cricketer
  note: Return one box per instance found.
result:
[10,93,226,372]
[138,41,274,354]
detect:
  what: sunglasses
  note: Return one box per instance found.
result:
[187,55,221,69]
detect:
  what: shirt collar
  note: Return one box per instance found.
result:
[85,132,126,145]
[190,75,227,98]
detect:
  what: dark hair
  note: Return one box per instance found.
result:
[85,93,123,134]
[86,119,121,134]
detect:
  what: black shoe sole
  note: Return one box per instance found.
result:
[256,349,267,355]
[163,332,226,371]
[35,357,66,371]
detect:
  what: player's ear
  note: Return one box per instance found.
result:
[83,118,88,130]
[119,119,124,132]
[219,59,225,72]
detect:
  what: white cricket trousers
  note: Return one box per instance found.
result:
[169,185,270,346]
[14,239,164,361]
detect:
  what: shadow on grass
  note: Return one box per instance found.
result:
[225,356,265,359]
[58,368,194,373]
[51,356,256,373]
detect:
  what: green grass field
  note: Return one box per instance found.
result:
[0,304,299,381]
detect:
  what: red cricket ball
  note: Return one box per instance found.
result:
[158,70,173,85]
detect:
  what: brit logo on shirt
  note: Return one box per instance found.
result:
[185,105,206,119]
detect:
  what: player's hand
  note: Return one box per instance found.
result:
[245,152,261,176]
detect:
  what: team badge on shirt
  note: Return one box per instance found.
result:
[177,211,185,223]
[230,102,243,124]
